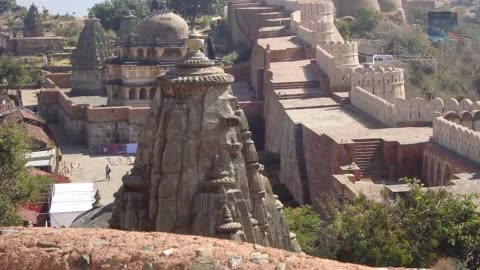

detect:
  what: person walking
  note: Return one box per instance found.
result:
[105,165,111,181]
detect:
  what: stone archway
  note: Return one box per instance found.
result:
[148,48,157,59]
[435,162,442,186]
[422,154,429,181]
[443,165,451,185]
[428,156,435,186]
[129,88,136,100]
[138,49,144,59]
[150,88,156,100]
[140,88,147,99]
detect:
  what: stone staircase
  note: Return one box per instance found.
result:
[273,80,320,90]
[353,139,387,180]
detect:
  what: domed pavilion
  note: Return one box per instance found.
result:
[106,0,190,107]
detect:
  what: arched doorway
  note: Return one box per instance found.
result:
[443,165,451,185]
[140,88,147,99]
[428,157,435,186]
[138,49,144,59]
[435,162,442,187]
[129,88,136,100]
[150,88,156,100]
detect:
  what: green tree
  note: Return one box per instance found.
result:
[166,0,226,27]
[88,0,150,32]
[284,205,321,256]
[350,7,383,38]
[0,0,16,14]
[0,57,31,91]
[0,124,55,226]
[314,179,480,269]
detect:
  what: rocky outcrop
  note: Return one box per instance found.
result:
[109,31,299,251]
[0,227,410,270]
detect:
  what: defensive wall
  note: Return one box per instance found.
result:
[39,88,148,150]
[46,73,72,89]
[38,87,263,151]
[350,86,480,127]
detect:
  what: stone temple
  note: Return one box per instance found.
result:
[105,1,190,107]
[70,17,112,96]
[109,31,300,252]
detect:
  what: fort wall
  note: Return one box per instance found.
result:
[350,86,396,126]
[350,86,480,127]
[39,88,148,150]
[433,117,480,165]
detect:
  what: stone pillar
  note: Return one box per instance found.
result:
[132,48,138,58]
[135,88,140,100]
[123,88,130,100]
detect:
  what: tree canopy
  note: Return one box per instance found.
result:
[285,179,480,269]
[0,57,32,90]
[166,0,226,27]
[0,124,55,226]
[88,0,150,32]
[89,0,227,31]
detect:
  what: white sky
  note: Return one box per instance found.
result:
[17,0,104,16]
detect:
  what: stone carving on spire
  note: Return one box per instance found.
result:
[109,30,300,252]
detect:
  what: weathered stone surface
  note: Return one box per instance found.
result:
[109,31,298,251]
[0,228,410,270]
[71,17,111,96]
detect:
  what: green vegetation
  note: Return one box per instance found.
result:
[0,57,33,90]
[285,179,480,269]
[350,8,383,38]
[89,0,227,31]
[55,22,83,47]
[0,124,55,226]
[166,0,226,27]
[89,0,150,32]
[284,205,320,255]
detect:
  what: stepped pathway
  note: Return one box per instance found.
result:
[270,60,329,98]
[353,138,387,180]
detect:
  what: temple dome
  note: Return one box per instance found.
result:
[137,12,189,43]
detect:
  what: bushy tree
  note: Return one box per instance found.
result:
[88,0,150,31]
[166,0,226,27]
[350,8,383,38]
[285,179,480,269]
[0,124,55,226]
[316,179,480,268]
[284,205,321,256]
[0,0,16,14]
[0,57,31,90]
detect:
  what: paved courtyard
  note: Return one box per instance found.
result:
[51,124,133,205]
[22,89,130,205]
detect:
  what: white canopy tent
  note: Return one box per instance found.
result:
[49,183,94,228]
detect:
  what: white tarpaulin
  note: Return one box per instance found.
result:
[49,183,94,228]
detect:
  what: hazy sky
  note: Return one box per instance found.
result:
[17,0,104,16]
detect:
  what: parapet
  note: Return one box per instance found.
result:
[433,116,480,165]
[350,66,405,103]
[298,1,335,24]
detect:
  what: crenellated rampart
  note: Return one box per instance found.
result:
[433,117,480,165]
[350,86,480,127]
[350,86,396,126]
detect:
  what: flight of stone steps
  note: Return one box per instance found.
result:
[353,138,387,180]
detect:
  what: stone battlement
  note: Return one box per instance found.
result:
[433,117,480,165]
[350,86,396,126]
[350,86,480,127]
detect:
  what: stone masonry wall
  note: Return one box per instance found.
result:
[263,79,307,204]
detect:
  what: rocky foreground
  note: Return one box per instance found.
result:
[0,227,408,270]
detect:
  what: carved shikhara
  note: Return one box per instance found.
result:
[110,31,301,252]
